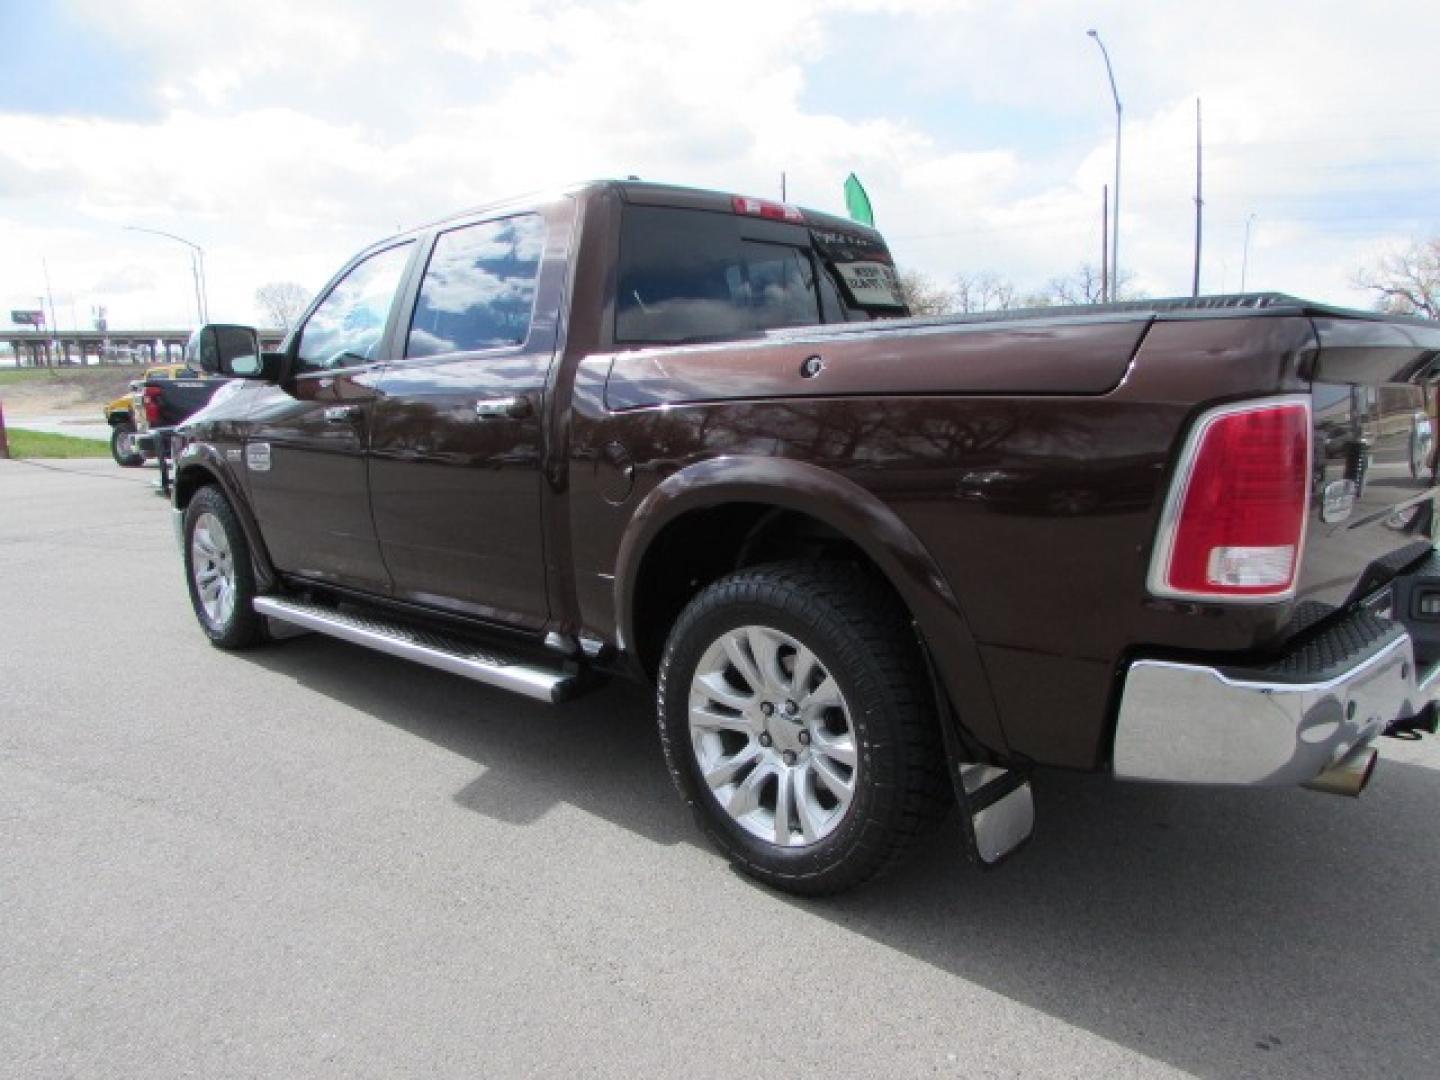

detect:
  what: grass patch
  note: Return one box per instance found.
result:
[0,365,144,386]
[4,428,111,459]
[0,368,67,385]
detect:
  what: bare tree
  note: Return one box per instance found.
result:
[1046,264,1141,306]
[895,269,956,316]
[1354,237,1440,318]
[255,282,311,330]
[953,271,1022,313]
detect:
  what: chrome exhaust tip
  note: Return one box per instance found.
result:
[1302,745,1378,798]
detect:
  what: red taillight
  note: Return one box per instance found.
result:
[143,385,162,425]
[731,195,805,224]
[1150,398,1311,601]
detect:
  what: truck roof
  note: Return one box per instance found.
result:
[414,178,885,244]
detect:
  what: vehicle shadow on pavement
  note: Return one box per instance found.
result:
[828,760,1439,1079]
[248,637,694,844]
[248,636,1437,1079]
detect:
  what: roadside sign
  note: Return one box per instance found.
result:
[10,309,44,327]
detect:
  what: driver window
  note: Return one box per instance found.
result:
[295,241,413,373]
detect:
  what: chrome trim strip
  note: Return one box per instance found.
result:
[1114,631,1431,786]
[1146,394,1312,605]
[1146,631,1408,695]
[253,596,570,704]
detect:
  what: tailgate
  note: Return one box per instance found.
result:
[1301,316,1440,610]
[150,377,222,426]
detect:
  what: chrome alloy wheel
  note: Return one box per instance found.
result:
[688,625,858,847]
[190,512,237,628]
[115,430,137,457]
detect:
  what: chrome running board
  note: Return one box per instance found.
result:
[253,596,578,704]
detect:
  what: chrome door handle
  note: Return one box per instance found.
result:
[323,405,360,422]
[475,396,532,419]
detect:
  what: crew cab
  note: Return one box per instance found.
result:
[165,180,1440,895]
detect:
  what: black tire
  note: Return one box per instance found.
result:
[657,561,952,896]
[110,422,144,467]
[183,485,268,650]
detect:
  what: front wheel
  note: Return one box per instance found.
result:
[183,486,267,649]
[110,423,144,467]
[657,561,951,896]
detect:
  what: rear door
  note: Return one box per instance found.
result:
[243,239,416,592]
[367,206,567,631]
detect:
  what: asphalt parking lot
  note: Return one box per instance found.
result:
[2,457,1438,1079]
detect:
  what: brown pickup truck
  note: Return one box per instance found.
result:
[168,179,1440,895]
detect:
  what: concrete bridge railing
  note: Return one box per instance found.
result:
[3,329,289,367]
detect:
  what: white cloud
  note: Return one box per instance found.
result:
[3,0,1438,332]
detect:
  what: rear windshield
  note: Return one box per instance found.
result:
[615,205,907,345]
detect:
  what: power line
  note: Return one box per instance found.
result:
[888,208,1440,245]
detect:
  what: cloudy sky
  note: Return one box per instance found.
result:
[3,0,1438,330]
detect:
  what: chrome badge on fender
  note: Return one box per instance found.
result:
[245,443,272,472]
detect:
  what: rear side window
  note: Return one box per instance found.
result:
[406,215,545,358]
[616,207,821,345]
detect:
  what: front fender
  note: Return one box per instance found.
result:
[174,442,278,593]
[614,455,1008,755]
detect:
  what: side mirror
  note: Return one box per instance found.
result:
[191,324,267,379]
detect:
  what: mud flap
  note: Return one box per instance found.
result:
[955,764,1034,867]
[915,627,1034,867]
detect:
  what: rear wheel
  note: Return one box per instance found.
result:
[657,561,951,896]
[183,486,267,649]
[110,422,143,467]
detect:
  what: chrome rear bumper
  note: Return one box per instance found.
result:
[1114,626,1436,787]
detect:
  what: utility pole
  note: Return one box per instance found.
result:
[781,171,787,202]
[197,248,209,323]
[1241,213,1257,292]
[1192,98,1203,298]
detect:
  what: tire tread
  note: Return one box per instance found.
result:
[657,560,951,896]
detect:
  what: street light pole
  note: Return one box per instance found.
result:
[1087,29,1122,301]
[123,226,210,325]
[1241,213,1258,292]
[35,294,51,367]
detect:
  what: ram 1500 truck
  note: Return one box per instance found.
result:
[166,180,1440,895]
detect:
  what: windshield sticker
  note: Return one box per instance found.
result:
[835,261,906,309]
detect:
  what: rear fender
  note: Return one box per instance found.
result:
[615,456,1008,755]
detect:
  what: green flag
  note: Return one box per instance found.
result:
[844,173,874,227]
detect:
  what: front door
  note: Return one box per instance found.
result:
[368,212,559,630]
[244,239,415,593]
